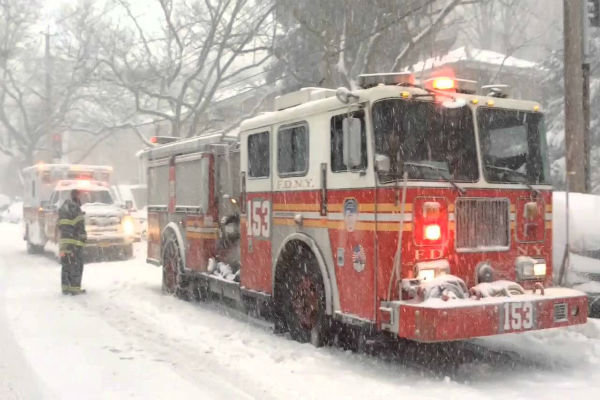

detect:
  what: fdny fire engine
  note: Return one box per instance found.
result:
[142,73,588,346]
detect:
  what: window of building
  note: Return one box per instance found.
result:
[330,111,367,172]
[278,123,308,176]
[248,132,269,178]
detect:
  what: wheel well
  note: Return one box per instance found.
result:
[160,222,186,268]
[274,238,332,315]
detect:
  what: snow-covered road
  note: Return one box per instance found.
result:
[1,222,600,400]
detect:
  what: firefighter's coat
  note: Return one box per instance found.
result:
[58,199,87,292]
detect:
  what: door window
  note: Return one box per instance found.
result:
[278,123,308,176]
[248,132,270,178]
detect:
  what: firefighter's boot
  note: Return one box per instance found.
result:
[69,287,87,295]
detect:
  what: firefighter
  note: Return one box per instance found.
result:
[58,189,87,295]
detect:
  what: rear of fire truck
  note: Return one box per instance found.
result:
[371,75,588,342]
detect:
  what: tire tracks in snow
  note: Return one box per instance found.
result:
[72,287,279,400]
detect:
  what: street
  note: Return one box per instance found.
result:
[1,222,600,400]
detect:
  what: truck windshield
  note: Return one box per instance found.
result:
[58,190,113,205]
[373,99,478,183]
[478,108,550,185]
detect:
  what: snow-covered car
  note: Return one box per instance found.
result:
[1,201,23,223]
[111,184,147,241]
[554,192,600,318]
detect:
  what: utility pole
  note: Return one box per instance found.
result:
[559,0,588,286]
[582,0,591,192]
[563,0,586,193]
[44,26,61,162]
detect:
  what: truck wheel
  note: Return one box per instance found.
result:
[25,227,44,254]
[122,244,134,260]
[161,232,190,299]
[26,240,39,254]
[162,235,180,295]
[279,249,329,347]
[26,240,44,254]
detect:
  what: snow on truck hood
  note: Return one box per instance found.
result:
[81,203,124,217]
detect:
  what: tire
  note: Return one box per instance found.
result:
[25,226,44,254]
[121,244,134,260]
[26,240,44,254]
[277,246,329,347]
[161,231,190,299]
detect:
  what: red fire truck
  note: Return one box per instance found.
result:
[142,73,588,346]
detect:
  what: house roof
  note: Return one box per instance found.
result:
[410,46,538,73]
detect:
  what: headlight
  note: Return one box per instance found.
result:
[122,216,135,236]
[516,256,546,280]
[417,269,436,281]
[415,259,450,281]
[533,262,546,277]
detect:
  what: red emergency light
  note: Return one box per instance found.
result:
[423,76,478,94]
[431,77,455,91]
[414,200,447,245]
[424,77,456,92]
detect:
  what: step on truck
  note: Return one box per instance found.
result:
[22,164,135,259]
[141,73,588,346]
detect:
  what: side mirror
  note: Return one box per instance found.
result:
[125,200,134,210]
[342,117,362,169]
[375,154,391,173]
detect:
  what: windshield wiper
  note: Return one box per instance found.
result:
[485,165,541,195]
[404,161,465,195]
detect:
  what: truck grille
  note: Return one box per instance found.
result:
[554,303,568,322]
[455,198,510,251]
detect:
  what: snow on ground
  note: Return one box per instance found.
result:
[1,222,600,399]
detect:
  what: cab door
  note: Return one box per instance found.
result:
[326,109,377,321]
[240,128,273,294]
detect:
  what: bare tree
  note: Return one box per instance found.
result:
[0,0,113,164]
[0,0,41,159]
[96,0,276,138]
[270,0,471,90]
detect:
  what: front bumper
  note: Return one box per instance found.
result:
[381,288,588,342]
[85,232,133,248]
